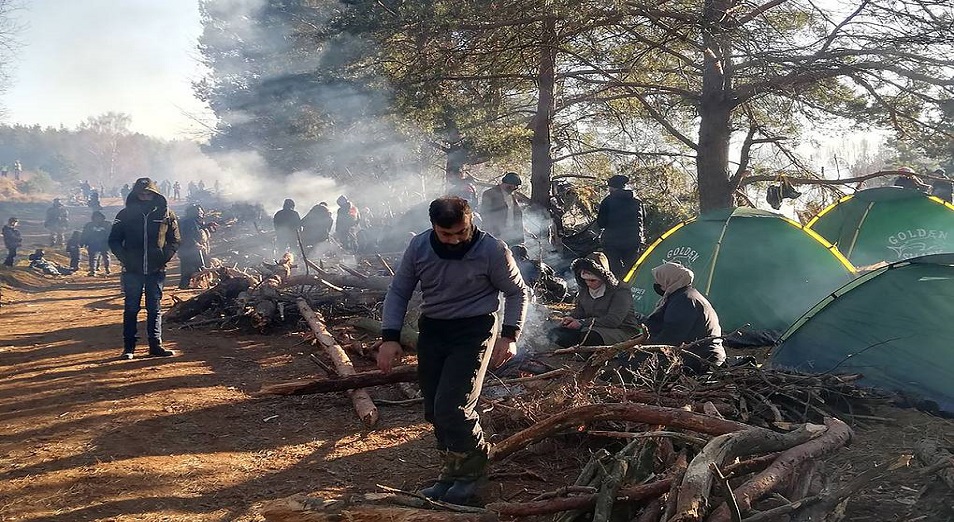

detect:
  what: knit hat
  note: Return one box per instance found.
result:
[607,175,629,189]
[501,172,522,186]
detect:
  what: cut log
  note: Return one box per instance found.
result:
[261,495,497,522]
[486,478,672,517]
[258,365,419,396]
[296,298,379,427]
[670,422,828,522]
[349,317,419,351]
[165,270,257,323]
[705,417,853,522]
[914,438,954,491]
[490,403,751,461]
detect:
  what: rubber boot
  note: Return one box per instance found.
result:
[441,451,488,506]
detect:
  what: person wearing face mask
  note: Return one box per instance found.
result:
[479,172,524,245]
[377,196,528,505]
[642,262,725,374]
[547,252,642,348]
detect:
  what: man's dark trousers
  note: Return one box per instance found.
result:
[602,243,641,279]
[122,271,165,350]
[416,314,495,458]
[3,247,15,266]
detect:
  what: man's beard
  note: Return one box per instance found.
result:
[442,228,474,251]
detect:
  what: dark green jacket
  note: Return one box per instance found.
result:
[109,193,180,274]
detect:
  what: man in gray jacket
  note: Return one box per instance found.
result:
[377,197,528,505]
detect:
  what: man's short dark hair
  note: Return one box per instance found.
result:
[429,197,472,228]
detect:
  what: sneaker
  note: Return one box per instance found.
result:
[120,351,134,360]
[87,271,96,276]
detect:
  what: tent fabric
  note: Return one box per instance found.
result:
[806,187,954,267]
[623,208,855,335]
[771,254,954,413]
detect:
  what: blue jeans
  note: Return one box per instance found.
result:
[122,271,165,350]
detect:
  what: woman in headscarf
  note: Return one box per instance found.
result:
[547,252,642,347]
[643,262,725,374]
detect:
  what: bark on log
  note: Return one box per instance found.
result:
[261,496,497,522]
[165,271,256,323]
[296,298,379,427]
[490,403,751,461]
[258,365,419,396]
[349,317,419,351]
[671,423,828,522]
[914,438,954,491]
[705,417,853,522]
[486,478,672,517]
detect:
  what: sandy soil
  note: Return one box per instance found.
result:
[1,200,952,522]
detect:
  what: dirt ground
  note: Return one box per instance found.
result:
[1,200,952,521]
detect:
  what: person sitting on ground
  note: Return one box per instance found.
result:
[512,244,567,303]
[930,168,952,203]
[547,252,642,348]
[893,166,930,192]
[28,249,77,276]
[640,262,725,374]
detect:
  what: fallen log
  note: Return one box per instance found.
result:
[165,270,257,323]
[705,417,853,522]
[349,317,419,351]
[260,495,497,522]
[258,365,418,396]
[670,423,828,522]
[296,298,379,427]
[914,438,954,491]
[490,403,751,461]
[486,478,672,517]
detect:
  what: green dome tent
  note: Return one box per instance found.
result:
[806,187,954,267]
[622,208,855,336]
[771,254,954,412]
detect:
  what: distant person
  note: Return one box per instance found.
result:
[335,195,360,252]
[548,252,641,348]
[273,198,302,253]
[2,217,21,267]
[66,231,82,271]
[213,179,221,194]
[301,202,334,248]
[893,166,930,192]
[13,160,22,181]
[87,190,102,211]
[81,211,111,276]
[79,180,92,199]
[480,172,524,245]
[596,175,645,279]
[187,181,198,198]
[447,172,478,208]
[930,168,952,203]
[0,165,7,178]
[28,248,77,276]
[120,184,131,201]
[109,178,180,359]
[160,179,172,196]
[178,204,217,289]
[44,199,70,246]
[172,181,182,201]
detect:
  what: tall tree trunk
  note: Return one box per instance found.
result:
[530,17,556,208]
[697,0,735,213]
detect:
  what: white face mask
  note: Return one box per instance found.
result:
[588,284,606,299]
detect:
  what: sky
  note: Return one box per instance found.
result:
[2,0,215,141]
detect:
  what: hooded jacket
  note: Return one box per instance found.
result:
[597,189,644,247]
[273,200,301,233]
[568,253,642,344]
[108,192,180,274]
[301,204,334,243]
[81,213,111,251]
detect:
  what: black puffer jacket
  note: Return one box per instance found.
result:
[108,193,180,274]
[596,189,644,248]
[2,224,21,249]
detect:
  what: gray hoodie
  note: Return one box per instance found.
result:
[382,229,528,339]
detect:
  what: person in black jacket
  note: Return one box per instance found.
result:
[109,178,180,359]
[642,262,724,374]
[66,231,82,270]
[2,217,21,267]
[596,175,644,278]
[178,204,217,289]
[300,202,334,248]
[44,199,70,246]
[81,211,112,275]
[273,198,301,253]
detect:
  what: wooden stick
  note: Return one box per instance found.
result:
[295,298,379,427]
[586,430,708,447]
[485,478,672,517]
[376,254,395,276]
[914,439,954,491]
[490,403,752,461]
[258,365,418,396]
